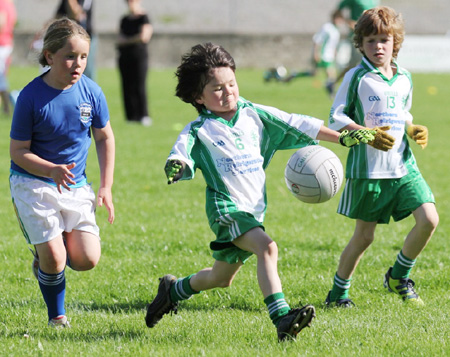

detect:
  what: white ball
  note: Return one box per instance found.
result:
[285,145,344,204]
[275,66,287,78]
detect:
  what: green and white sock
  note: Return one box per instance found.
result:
[170,274,200,302]
[391,251,416,279]
[264,292,290,327]
[330,273,352,301]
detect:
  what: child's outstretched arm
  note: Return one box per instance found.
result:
[165,159,186,184]
[316,125,376,147]
[329,120,395,152]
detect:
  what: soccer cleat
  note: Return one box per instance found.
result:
[48,315,70,328]
[145,274,179,328]
[277,304,315,342]
[324,290,355,308]
[383,267,424,305]
[29,247,39,280]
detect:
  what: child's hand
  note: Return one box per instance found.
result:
[50,162,76,193]
[339,129,376,147]
[407,124,428,149]
[164,160,185,184]
[367,126,395,151]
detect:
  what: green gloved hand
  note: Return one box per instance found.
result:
[339,129,376,147]
[164,159,185,184]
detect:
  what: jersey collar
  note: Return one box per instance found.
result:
[200,97,245,126]
[361,56,403,84]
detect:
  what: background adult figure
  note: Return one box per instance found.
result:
[0,0,16,115]
[56,0,97,81]
[116,0,152,126]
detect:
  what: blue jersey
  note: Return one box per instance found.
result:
[10,74,110,185]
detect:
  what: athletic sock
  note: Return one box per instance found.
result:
[37,268,66,320]
[330,273,352,301]
[170,274,200,302]
[391,250,416,279]
[264,292,290,327]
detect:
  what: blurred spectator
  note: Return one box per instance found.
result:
[116,0,153,126]
[56,0,97,81]
[0,0,16,115]
[327,0,379,94]
[283,10,345,98]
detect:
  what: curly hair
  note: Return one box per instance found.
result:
[353,6,405,59]
[175,42,236,113]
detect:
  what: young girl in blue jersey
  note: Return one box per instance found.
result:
[325,6,439,307]
[9,18,115,327]
[144,42,382,341]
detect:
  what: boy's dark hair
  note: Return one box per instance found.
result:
[175,42,236,113]
[354,6,405,59]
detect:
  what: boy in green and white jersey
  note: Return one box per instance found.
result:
[284,10,344,94]
[327,0,380,95]
[145,42,379,341]
[326,6,439,307]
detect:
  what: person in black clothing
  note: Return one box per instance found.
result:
[117,0,153,126]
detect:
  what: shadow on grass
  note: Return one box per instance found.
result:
[67,298,264,314]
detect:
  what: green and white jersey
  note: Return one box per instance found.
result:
[313,22,340,63]
[338,0,380,21]
[329,57,418,179]
[168,97,323,226]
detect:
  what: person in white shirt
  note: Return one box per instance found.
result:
[325,6,439,308]
[144,42,378,341]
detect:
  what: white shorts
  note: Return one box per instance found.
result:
[10,175,100,245]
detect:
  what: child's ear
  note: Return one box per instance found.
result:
[44,50,53,65]
[195,97,204,105]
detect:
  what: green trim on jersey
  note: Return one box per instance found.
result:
[247,101,318,168]
[334,57,419,179]
[343,66,371,177]
[189,119,239,218]
[168,96,323,250]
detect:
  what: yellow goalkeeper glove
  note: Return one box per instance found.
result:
[339,129,376,147]
[367,126,395,151]
[407,124,428,149]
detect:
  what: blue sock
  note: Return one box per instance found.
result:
[37,268,66,321]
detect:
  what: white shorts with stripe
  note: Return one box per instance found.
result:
[10,175,100,245]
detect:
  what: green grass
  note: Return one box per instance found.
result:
[1,66,449,356]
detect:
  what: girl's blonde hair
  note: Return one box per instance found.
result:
[354,6,404,59]
[39,17,91,67]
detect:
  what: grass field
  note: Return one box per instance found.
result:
[0,65,449,356]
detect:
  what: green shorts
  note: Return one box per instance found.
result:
[210,211,264,264]
[316,60,334,69]
[337,170,435,224]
